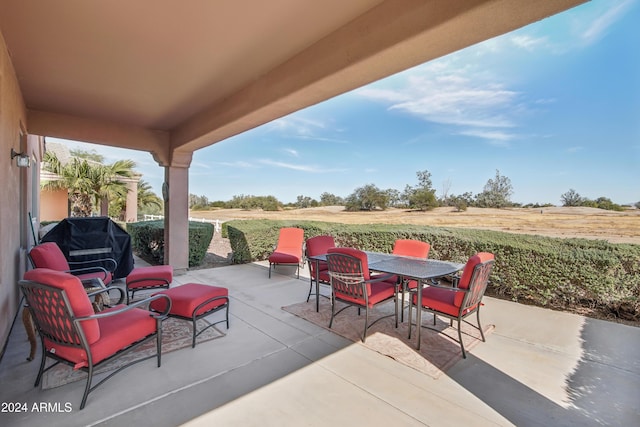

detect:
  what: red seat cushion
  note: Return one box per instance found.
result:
[336,281,396,308]
[44,305,157,369]
[150,283,228,318]
[316,267,330,284]
[268,251,300,264]
[126,265,173,289]
[269,228,304,265]
[413,286,478,317]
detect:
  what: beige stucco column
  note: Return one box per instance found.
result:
[162,153,191,274]
[124,174,140,222]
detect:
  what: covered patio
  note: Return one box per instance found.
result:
[6,1,634,425]
[1,261,637,426]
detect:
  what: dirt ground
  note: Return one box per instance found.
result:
[198,205,640,245]
[197,205,640,269]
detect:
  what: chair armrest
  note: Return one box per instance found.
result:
[87,286,126,306]
[69,257,118,273]
[68,265,110,281]
[75,294,172,322]
[423,281,469,292]
[365,273,395,284]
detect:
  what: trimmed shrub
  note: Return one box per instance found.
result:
[226,219,640,317]
[128,220,214,267]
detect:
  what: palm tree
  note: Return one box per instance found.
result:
[91,159,136,216]
[109,179,162,220]
[137,180,163,213]
[42,151,134,217]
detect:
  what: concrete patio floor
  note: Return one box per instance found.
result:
[1,261,638,427]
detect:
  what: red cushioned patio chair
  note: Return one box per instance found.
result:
[304,235,336,302]
[268,227,305,278]
[326,247,397,342]
[408,252,494,358]
[29,242,116,286]
[392,239,430,321]
[20,268,171,409]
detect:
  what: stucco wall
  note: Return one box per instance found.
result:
[40,189,69,221]
[0,30,39,355]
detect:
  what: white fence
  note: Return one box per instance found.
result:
[143,214,222,233]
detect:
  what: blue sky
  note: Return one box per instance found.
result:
[50,0,639,205]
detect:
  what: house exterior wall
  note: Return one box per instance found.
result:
[40,189,68,221]
[0,30,42,355]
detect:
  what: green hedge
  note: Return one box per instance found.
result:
[128,220,214,267]
[226,219,640,317]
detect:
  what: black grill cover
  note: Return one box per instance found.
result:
[41,217,134,279]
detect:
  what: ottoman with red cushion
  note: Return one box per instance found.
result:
[150,283,229,348]
[125,265,173,304]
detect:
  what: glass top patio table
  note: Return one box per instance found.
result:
[307,251,464,344]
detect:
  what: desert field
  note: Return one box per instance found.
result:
[192,206,640,245]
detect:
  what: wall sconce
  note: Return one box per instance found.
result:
[11,148,31,168]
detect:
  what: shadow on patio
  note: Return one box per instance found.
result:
[1,262,637,427]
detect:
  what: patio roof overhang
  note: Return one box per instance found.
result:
[0,0,586,166]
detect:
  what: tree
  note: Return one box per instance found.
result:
[440,178,452,205]
[344,184,388,211]
[561,189,583,207]
[42,151,134,217]
[319,192,343,206]
[447,194,469,212]
[91,159,135,215]
[136,180,163,214]
[227,194,282,211]
[384,188,401,207]
[189,194,210,209]
[110,179,162,220]
[475,169,513,208]
[404,170,438,211]
[593,197,624,212]
[295,195,318,208]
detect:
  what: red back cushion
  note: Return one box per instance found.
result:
[29,242,70,271]
[455,252,494,306]
[392,239,430,258]
[327,247,370,280]
[306,236,336,276]
[23,268,100,344]
[306,235,336,256]
[275,227,305,255]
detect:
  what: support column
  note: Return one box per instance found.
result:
[124,175,140,222]
[163,165,189,273]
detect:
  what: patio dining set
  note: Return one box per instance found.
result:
[267,227,495,354]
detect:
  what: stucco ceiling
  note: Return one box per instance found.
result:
[0,0,586,166]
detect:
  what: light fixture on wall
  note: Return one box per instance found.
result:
[11,148,31,168]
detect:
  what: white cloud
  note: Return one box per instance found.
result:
[259,159,326,173]
[215,160,256,168]
[284,148,299,157]
[581,0,634,44]
[267,116,348,143]
[510,35,549,51]
[458,129,516,147]
[358,61,522,144]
